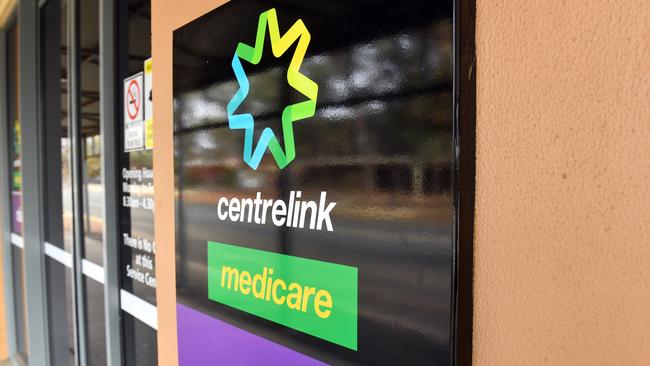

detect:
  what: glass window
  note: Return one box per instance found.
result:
[79,0,106,364]
[119,0,157,364]
[80,0,104,267]
[6,18,28,360]
[84,278,107,366]
[173,1,454,364]
[40,0,76,364]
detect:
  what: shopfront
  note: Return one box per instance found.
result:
[1,0,159,364]
[0,0,475,365]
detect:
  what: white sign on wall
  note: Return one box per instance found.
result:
[144,58,154,150]
[124,72,145,152]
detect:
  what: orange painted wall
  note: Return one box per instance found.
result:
[152,1,229,365]
[473,1,650,365]
[0,232,7,359]
[0,6,13,358]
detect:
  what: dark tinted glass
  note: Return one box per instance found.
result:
[79,0,107,363]
[79,0,104,267]
[174,0,454,364]
[84,278,107,366]
[119,0,156,304]
[6,19,28,358]
[122,313,157,366]
[118,0,157,364]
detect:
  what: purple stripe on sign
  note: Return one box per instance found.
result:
[177,303,328,366]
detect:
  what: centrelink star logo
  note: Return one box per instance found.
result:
[227,8,318,170]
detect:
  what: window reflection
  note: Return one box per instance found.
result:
[76,0,104,264]
[79,0,107,364]
[174,2,454,364]
[119,0,158,365]
[176,22,453,197]
[6,19,29,359]
[40,0,77,363]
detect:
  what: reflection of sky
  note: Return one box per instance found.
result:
[180,92,227,127]
[195,130,218,150]
[350,41,402,93]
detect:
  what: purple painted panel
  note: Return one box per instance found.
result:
[177,303,327,366]
[12,191,22,234]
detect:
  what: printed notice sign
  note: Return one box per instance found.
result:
[124,72,145,152]
[144,58,154,150]
[120,62,157,365]
[124,121,144,152]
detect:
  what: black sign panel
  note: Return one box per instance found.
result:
[174,0,457,364]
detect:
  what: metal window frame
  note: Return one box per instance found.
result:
[17,0,51,364]
[0,0,123,364]
[451,0,476,364]
[100,0,124,363]
[69,0,123,363]
[67,0,123,362]
[67,0,92,364]
[37,0,71,362]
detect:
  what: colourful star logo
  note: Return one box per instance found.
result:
[227,8,318,170]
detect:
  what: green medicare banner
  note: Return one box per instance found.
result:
[207,241,358,350]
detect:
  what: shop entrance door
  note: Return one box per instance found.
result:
[39,0,108,364]
[35,0,157,365]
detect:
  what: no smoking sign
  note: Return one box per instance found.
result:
[124,72,144,123]
[124,72,145,151]
[127,79,141,120]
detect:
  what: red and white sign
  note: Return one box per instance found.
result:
[124,72,145,152]
[124,72,144,123]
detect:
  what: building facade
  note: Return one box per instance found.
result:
[0,0,649,365]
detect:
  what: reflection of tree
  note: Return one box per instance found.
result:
[85,156,101,180]
[61,139,72,181]
[174,20,453,197]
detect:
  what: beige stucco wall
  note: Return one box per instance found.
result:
[473,1,650,365]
